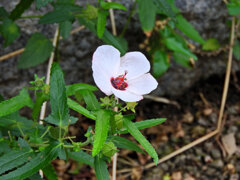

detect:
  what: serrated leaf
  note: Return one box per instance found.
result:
[60,20,72,39]
[18,33,53,68]
[42,163,58,180]
[202,38,220,51]
[94,156,110,180]
[0,89,33,117]
[36,0,54,9]
[138,0,156,31]
[0,150,33,175]
[153,0,175,19]
[92,110,111,156]
[120,118,166,134]
[123,118,159,165]
[97,10,108,38]
[67,98,96,120]
[233,40,240,60]
[101,2,127,10]
[45,63,70,127]
[153,50,169,77]
[69,151,94,167]
[227,2,240,15]
[175,15,205,45]
[173,52,192,68]
[9,0,34,20]
[112,136,144,153]
[78,17,127,54]
[165,37,197,60]
[0,18,20,47]
[66,83,98,96]
[0,143,60,180]
[79,89,101,111]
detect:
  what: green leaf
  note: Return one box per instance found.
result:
[9,0,34,20]
[175,15,205,45]
[153,0,175,19]
[67,98,96,120]
[123,118,159,165]
[66,83,98,96]
[0,144,60,180]
[0,112,33,131]
[102,142,118,157]
[153,50,170,77]
[94,156,110,180]
[92,110,111,156]
[36,0,54,9]
[120,118,166,134]
[138,0,156,31]
[227,2,240,15]
[42,163,58,180]
[78,17,127,54]
[28,173,43,180]
[233,40,240,60]
[165,37,197,60]
[32,92,49,121]
[79,89,101,111]
[0,89,33,117]
[18,33,53,68]
[45,63,70,127]
[0,150,33,175]
[202,38,220,51]
[0,7,9,20]
[97,10,108,38]
[112,136,144,153]
[0,18,20,47]
[100,2,127,10]
[60,20,72,39]
[39,10,74,24]
[173,52,192,68]
[69,151,94,167]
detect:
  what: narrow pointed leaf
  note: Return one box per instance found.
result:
[92,110,111,156]
[120,118,166,134]
[97,10,108,38]
[112,136,144,153]
[60,20,72,39]
[123,118,159,165]
[67,98,96,120]
[138,0,156,31]
[42,163,58,180]
[176,15,205,45]
[0,150,33,175]
[69,151,94,167]
[79,89,101,111]
[0,89,33,117]
[45,63,70,126]
[9,0,34,20]
[66,83,98,96]
[0,144,60,180]
[153,0,175,19]
[18,33,53,68]
[94,156,110,180]
[101,2,127,10]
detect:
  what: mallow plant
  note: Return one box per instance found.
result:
[0,45,166,179]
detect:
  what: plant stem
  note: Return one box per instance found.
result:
[20,15,42,19]
[40,126,50,138]
[119,0,137,37]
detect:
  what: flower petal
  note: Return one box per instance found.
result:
[112,88,143,102]
[93,66,113,96]
[118,52,150,80]
[92,45,120,78]
[127,73,158,95]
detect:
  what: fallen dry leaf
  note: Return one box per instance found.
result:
[221,133,237,157]
[171,171,182,180]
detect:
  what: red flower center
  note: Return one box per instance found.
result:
[111,72,128,91]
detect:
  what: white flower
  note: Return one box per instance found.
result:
[92,45,158,102]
